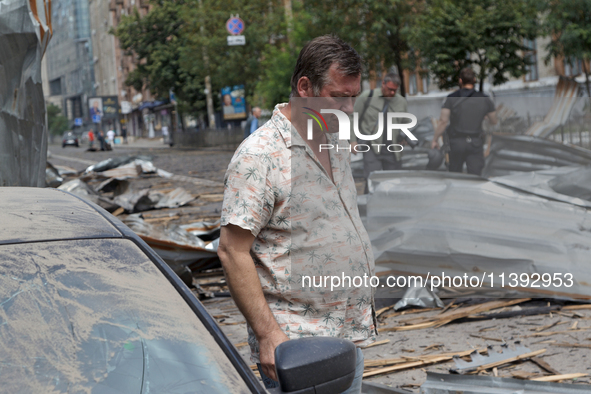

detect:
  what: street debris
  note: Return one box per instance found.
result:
[365,170,591,300]
[451,343,542,374]
[483,135,591,178]
[421,371,590,393]
[48,154,224,288]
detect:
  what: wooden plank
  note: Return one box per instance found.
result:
[469,334,504,342]
[382,299,531,332]
[364,347,487,368]
[532,373,587,382]
[362,339,390,349]
[563,305,591,311]
[530,356,561,375]
[112,207,125,216]
[552,342,591,349]
[525,328,590,338]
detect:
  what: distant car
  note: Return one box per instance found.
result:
[62,131,79,147]
[0,188,356,394]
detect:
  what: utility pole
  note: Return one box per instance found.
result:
[198,0,216,129]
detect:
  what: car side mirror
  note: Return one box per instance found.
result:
[268,337,357,394]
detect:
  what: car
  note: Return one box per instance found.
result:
[0,187,356,394]
[62,131,79,147]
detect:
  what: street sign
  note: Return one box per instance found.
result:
[74,118,83,126]
[92,114,101,123]
[226,16,245,35]
[227,35,246,46]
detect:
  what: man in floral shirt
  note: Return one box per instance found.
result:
[218,35,376,393]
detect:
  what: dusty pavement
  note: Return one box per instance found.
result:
[49,139,591,392]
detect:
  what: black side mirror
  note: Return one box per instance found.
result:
[268,337,357,394]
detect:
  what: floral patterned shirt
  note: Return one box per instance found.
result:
[221,103,377,363]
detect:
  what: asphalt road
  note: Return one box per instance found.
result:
[48,138,236,183]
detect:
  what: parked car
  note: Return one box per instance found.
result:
[62,131,79,147]
[0,187,356,394]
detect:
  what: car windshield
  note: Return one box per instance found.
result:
[0,238,250,394]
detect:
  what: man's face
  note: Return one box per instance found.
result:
[381,81,398,98]
[253,108,261,118]
[315,64,360,132]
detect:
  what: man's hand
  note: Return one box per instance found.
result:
[218,224,288,383]
[351,141,359,155]
[431,139,440,149]
[258,329,290,381]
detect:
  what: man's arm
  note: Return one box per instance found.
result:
[485,111,498,125]
[217,224,288,381]
[431,108,450,149]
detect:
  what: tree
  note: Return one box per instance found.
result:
[297,0,418,97]
[411,0,540,91]
[181,0,285,110]
[543,0,591,96]
[46,104,69,137]
[112,0,205,115]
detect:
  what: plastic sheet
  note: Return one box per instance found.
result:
[0,0,51,186]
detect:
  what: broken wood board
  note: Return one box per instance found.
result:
[532,373,587,382]
[364,347,487,368]
[381,299,530,332]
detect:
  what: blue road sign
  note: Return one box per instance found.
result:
[226,17,245,36]
[92,114,101,123]
[74,118,83,126]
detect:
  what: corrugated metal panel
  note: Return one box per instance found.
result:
[526,78,579,138]
[0,0,52,187]
[482,135,591,178]
[366,171,591,300]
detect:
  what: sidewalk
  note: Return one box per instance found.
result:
[114,136,171,150]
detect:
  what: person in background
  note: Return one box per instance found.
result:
[350,73,407,193]
[244,107,262,139]
[88,130,95,149]
[97,130,106,151]
[121,124,128,144]
[106,129,115,148]
[431,67,498,175]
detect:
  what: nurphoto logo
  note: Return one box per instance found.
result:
[303,108,419,152]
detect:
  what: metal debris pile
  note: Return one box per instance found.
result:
[45,155,225,289]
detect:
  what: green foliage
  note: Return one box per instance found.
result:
[181,0,285,111]
[112,0,205,114]
[543,0,591,96]
[46,104,69,136]
[300,0,417,96]
[411,0,541,91]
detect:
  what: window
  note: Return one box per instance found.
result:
[408,73,417,95]
[523,39,538,82]
[422,74,429,94]
[49,78,62,96]
[564,57,582,77]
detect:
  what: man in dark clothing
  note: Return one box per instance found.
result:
[431,68,497,175]
[97,130,106,151]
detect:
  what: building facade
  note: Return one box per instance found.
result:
[44,0,95,125]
